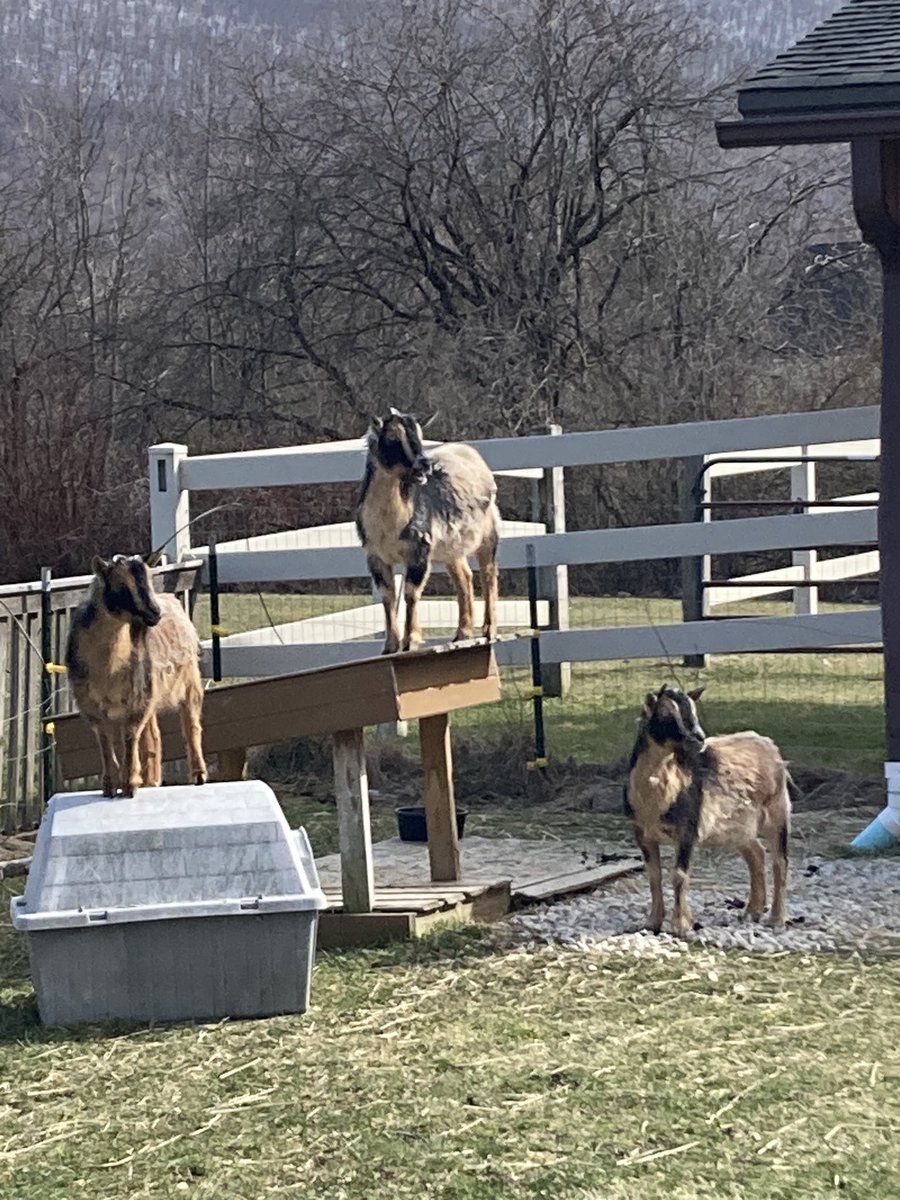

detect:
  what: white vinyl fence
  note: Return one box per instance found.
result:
[149,405,881,679]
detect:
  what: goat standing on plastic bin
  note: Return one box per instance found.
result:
[624,684,791,937]
[356,409,501,654]
[65,554,208,797]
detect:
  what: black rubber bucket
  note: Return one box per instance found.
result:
[396,806,468,843]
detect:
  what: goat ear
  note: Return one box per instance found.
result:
[420,411,439,431]
[91,555,109,579]
[642,691,657,716]
[143,549,163,569]
[687,687,705,702]
[369,414,383,432]
[389,405,401,417]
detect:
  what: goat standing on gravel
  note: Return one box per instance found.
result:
[624,684,791,937]
[356,409,501,654]
[65,554,208,797]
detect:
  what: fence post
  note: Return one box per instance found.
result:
[791,449,818,615]
[149,443,190,562]
[680,455,706,669]
[40,568,54,810]
[531,424,570,698]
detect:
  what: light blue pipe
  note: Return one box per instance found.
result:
[851,808,900,852]
[851,762,900,852]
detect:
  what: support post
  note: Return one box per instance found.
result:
[850,137,900,848]
[419,712,461,882]
[791,450,818,615]
[679,456,706,669]
[533,424,570,697]
[217,747,246,782]
[149,442,190,562]
[39,568,54,808]
[332,728,375,911]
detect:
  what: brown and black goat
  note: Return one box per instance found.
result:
[355,409,501,654]
[624,684,791,937]
[65,554,208,797]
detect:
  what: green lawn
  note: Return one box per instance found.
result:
[1,877,897,1200]
[199,593,883,778]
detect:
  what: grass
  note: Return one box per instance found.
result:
[200,591,884,778]
[1,883,898,1200]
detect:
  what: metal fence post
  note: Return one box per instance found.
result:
[149,442,190,562]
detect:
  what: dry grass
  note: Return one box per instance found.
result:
[1,877,898,1199]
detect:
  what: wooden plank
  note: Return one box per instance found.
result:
[397,675,502,722]
[332,729,375,914]
[419,712,461,883]
[513,860,644,904]
[53,642,501,779]
[316,911,414,949]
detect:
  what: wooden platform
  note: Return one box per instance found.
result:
[317,880,512,948]
[314,857,644,948]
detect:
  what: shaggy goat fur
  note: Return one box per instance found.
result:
[65,554,207,797]
[356,409,501,654]
[624,684,791,937]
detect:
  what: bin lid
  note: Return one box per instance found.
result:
[11,781,328,931]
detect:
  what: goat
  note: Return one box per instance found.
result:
[355,408,501,654]
[65,554,208,797]
[624,684,791,937]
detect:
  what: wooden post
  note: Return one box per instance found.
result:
[679,455,706,668]
[332,728,375,912]
[419,712,461,882]
[217,747,246,782]
[791,451,818,615]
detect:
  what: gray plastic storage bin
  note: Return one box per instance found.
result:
[10,781,327,1027]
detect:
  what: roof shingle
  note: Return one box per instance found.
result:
[738,0,900,117]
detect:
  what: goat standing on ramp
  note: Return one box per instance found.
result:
[355,409,501,654]
[65,554,208,797]
[624,684,791,937]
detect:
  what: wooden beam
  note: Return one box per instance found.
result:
[332,728,375,914]
[419,713,461,883]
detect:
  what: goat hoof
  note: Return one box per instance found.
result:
[741,910,765,924]
[382,641,400,656]
[644,920,664,935]
[671,920,692,939]
[194,773,207,786]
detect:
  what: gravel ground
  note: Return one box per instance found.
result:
[511,854,900,956]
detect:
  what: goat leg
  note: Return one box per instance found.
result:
[634,827,665,933]
[768,820,789,930]
[180,687,208,786]
[91,719,119,798]
[402,556,431,652]
[671,834,697,938]
[446,557,474,642]
[140,716,163,788]
[476,532,499,641]
[368,554,401,654]
[739,840,767,921]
